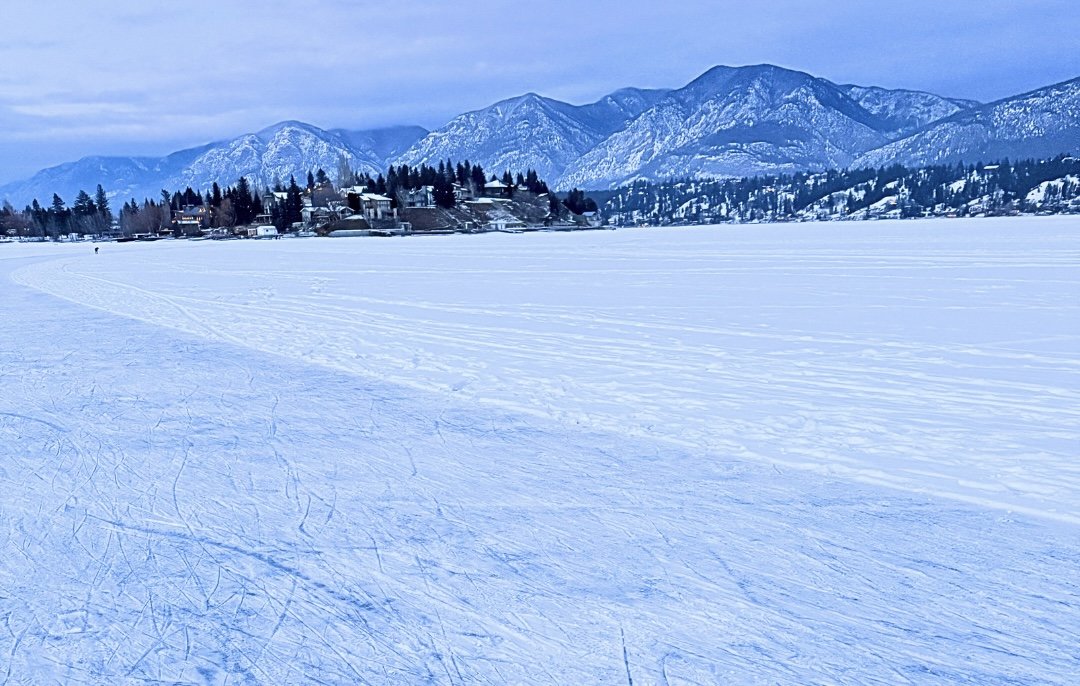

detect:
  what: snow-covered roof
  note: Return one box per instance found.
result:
[485,180,509,188]
[341,186,379,196]
[868,195,898,211]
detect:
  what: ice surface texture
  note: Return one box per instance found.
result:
[1,219,1078,683]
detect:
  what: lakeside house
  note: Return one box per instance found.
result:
[483,180,513,199]
[173,204,210,236]
[341,187,394,222]
[404,186,435,208]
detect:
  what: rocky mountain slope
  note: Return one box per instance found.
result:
[840,85,978,134]
[5,65,1079,205]
[400,65,983,191]
[0,123,427,206]
[560,66,877,188]
[854,77,1080,169]
[395,88,670,184]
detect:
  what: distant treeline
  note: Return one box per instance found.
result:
[604,155,1080,225]
[30,154,1078,238]
[342,160,554,210]
[0,186,114,239]
[0,160,587,238]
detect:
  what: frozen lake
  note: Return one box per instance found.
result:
[14,218,1080,521]
[2,218,1078,683]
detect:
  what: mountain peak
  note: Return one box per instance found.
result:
[3,66,1077,205]
[490,92,558,114]
[557,63,930,190]
[0,123,426,205]
[690,63,810,86]
[257,120,330,140]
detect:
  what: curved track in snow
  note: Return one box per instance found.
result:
[1,220,1078,684]
[12,220,1080,521]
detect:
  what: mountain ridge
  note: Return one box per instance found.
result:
[853,76,1080,170]
[0,124,429,206]
[557,64,901,189]
[393,87,671,185]
[3,65,1077,205]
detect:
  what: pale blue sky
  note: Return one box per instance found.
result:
[1,0,1077,183]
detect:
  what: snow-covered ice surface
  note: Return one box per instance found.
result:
[14,219,1080,522]
[1,218,1078,684]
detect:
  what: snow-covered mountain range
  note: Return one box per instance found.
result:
[0,123,427,206]
[3,64,1078,205]
[561,66,896,189]
[401,66,986,191]
[396,88,670,185]
[853,77,1080,169]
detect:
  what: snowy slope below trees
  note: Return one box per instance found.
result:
[2,219,1078,683]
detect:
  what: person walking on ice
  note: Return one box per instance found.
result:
[94,246,99,254]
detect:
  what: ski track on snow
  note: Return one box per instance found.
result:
[0,218,1078,684]
[11,218,1080,522]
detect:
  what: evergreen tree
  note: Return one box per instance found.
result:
[72,190,94,215]
[47,194,70,238]
[71,190,99,234]
[234,176,254,225]
[562,189,597,215]
[29,199,47,237]
[284,176,304,228]
[433,175,455,209]
[94,184,112,225]
[470,164,486,191]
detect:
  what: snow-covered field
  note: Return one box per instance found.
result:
[2,218,1078,684]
